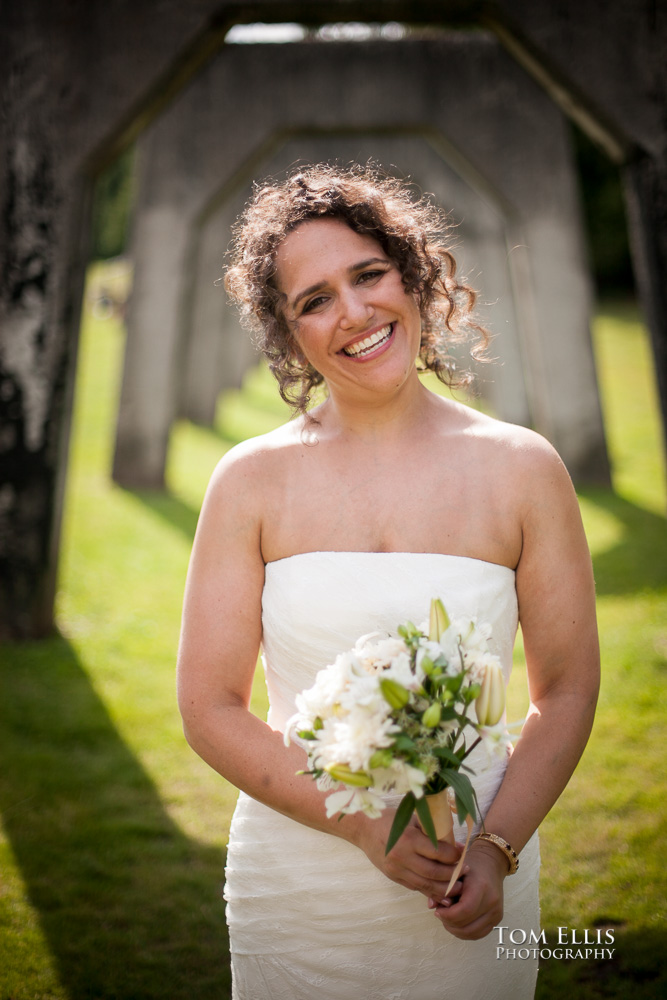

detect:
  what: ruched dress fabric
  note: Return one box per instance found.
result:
[224,552,540,1000]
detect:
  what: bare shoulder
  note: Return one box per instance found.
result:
[445,402,572,493]
[182,420,306,648]
[203,419,304,514]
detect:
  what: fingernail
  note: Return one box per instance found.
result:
[463,865,470,873]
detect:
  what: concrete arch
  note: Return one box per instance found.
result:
[114,34,606,488]
[182,127,526,428]
[3,0,664,637]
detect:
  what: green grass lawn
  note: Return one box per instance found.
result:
[0,273,665,998]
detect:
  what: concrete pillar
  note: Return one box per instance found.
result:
[111,50,277,486]
[623,154,667,456]
[487,0,667,472]
[0,0,232,638]
[180,200,258,426]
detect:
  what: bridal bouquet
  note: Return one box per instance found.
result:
[286,599,510,869]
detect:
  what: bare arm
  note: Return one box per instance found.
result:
[177,444,463,900]
[436,436,600,939]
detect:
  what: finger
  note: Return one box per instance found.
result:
[387,850,464,888]
[433,887,482,924]
[417,837,463,866]
[405,824,463,864]
[403,868,467,900]
[436,879,464,902]
[390,872,463,901]
[436,911,498,941]
[435,894,502,934]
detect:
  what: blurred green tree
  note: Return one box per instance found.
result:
[90,146,135,259]
[573,126,634,294]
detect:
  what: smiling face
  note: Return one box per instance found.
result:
[274,217,423,405]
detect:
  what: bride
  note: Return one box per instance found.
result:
[177,164,600,999]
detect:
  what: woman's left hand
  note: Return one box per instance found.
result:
[428,839,507,940]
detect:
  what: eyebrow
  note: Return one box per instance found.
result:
[290,257,390,310]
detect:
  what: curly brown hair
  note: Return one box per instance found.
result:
[224,163,489,413]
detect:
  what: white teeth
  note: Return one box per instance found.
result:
[343,324,392,357]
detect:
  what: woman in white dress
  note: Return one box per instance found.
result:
[177,164,600,999]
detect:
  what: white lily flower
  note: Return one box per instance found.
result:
[384,651,424,689]
[369,760,427,798]
[330,787,386,819]
[353,634,410,675]
[478,722,513,760]
[324,788,357,818]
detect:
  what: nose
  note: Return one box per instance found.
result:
[338,286,374,330]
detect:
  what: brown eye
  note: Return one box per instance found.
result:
[302,295,328,314]
[357,269,386,284]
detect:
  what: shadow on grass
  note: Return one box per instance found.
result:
[536,925,667,999]
[0,635,230,999]
[580,488,667,596]
[131,489,200,542]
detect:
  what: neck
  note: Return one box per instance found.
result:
[312,372,434,442]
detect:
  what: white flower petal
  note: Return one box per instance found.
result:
[324,788,356,817]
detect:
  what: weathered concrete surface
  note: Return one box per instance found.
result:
[0,0,233,637]
[116,35,604,489]
[181,194,260,426]
[484,0,667,452]
[1,0,665,638]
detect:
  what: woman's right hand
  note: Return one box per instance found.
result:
[353,809,465,901]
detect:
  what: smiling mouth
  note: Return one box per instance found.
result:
[341,324,393,358]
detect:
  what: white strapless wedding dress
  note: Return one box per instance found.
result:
[224,552,540,999]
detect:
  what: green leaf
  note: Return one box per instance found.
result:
[432,675,449,688]
[385,793,417,855]
[444,769,477,823]
[446,674,464,695]
[415,795,438,848]
[399,620,420,641]
[433,746,460,766]
[392,735,416,751]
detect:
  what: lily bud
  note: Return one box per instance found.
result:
[429,598,450,642]
[420,654,435,676]
[475,661,505,726]
[422,703,442,728]
[324,763,373,787]
[380,678,410,710]
[369,748,394,769]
